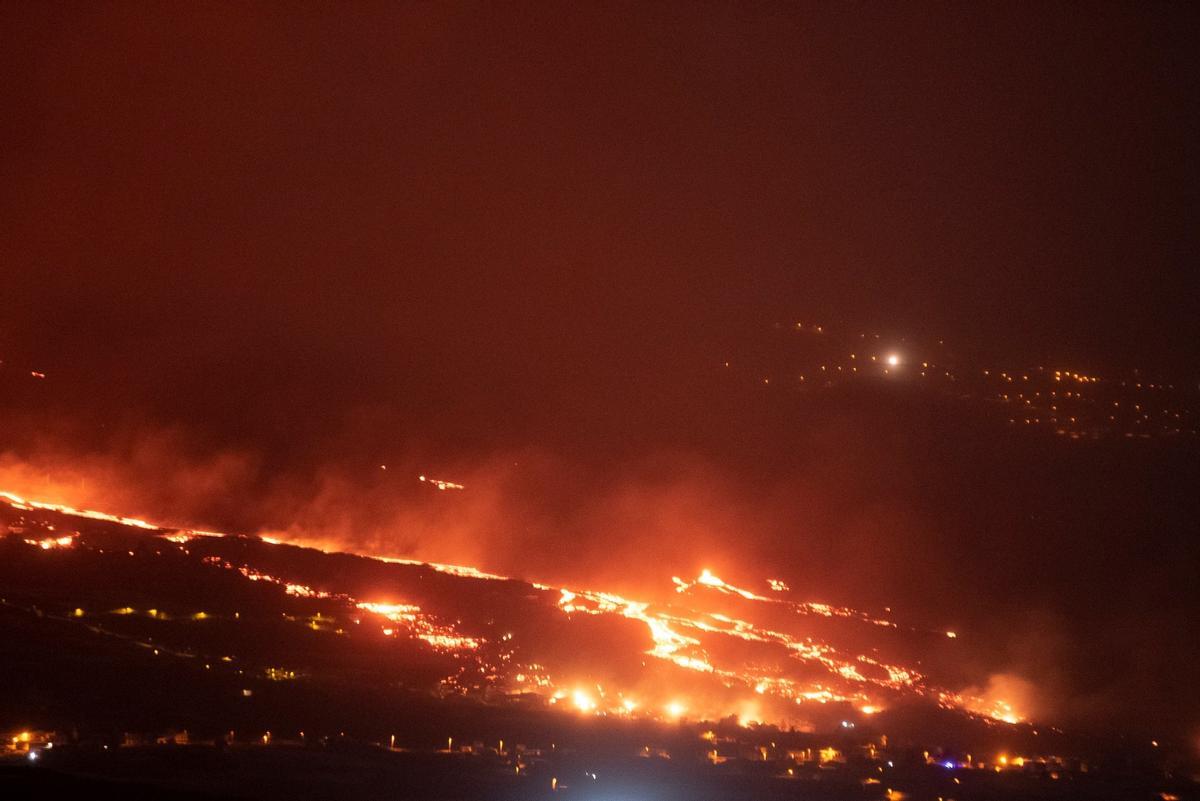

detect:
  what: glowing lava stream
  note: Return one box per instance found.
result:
[677,570,893,626]
[1,489,1023,726]
[554,582,920,703]
[1,490,161,531]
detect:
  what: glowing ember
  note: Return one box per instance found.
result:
[24,534,76,550]
[418,475,464,491]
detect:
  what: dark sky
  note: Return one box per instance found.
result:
[3,2,1198,428]
[1,3,1199,736]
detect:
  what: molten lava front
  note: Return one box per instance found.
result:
[0,489,1025,730]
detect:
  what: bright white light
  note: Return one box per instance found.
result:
[572,689,596,713]
[886,354,900,367]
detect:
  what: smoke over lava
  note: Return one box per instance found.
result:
[2,485,1034,731]
[2,388,1197,743]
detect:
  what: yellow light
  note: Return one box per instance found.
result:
[665,701,686,718]
[886,354,900,366]
[572,689,596,713]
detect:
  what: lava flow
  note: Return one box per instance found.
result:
[0,489,1025,729]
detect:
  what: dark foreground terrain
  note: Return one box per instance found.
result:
[2,484,1198,801]
[4,741,1197,801]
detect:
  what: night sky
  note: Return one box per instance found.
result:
[2,4,1199,736]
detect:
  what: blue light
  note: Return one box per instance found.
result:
[943,761,955,769]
